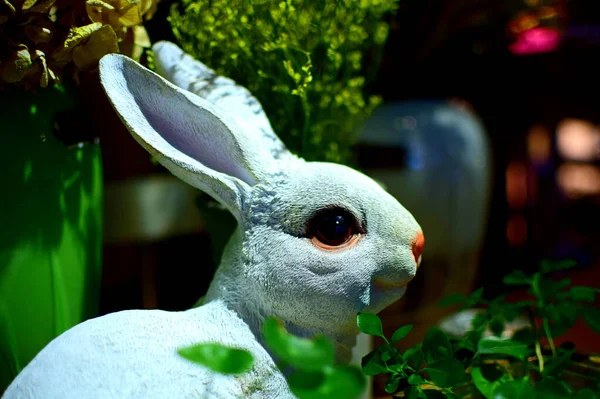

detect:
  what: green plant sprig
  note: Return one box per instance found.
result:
[168,0,397,163]
[177,317,366,399]
[359,259,600,398]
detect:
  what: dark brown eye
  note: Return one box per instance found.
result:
[308,208,361,248]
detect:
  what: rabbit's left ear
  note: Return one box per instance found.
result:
[99,54,275,221]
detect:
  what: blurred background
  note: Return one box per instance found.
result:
[2,0,600,395]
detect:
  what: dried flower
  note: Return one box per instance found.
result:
[0,0,158,90]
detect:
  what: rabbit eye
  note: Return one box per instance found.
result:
[308,208,361,248]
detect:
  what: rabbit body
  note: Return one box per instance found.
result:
[3,42,423,398]
[3,299,291,398]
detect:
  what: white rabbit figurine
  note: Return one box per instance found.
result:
[3,42,424,399]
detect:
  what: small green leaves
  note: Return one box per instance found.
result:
[569,286,597,303]
[177,343,254,375]
[477,337,530,360]
[288,366,366,399]
[262,317,334,371]
[264,317,366,399]
[422,327,453,364]
[403,347,425,369]
[493,378,535,399]
[357,312,387,341]
[535,376,573,398]
[356,263,600,399]
[361,348,388,376]
[438,294,469,308]
[471,364,510,399]
[575,388,600,399]
[408,373,425,385]
[582,307,600,334]
[503,270,530,286]
[423,358,465,388]
[438,288,484,309]
[392,325,413,344]
[540,259,577,274]
[385,375,402,394]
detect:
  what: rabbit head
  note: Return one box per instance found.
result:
[99,53,423,348]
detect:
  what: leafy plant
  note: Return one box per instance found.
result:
[359,259,600,398]
[178,317,366,399]
[169,0,397,163]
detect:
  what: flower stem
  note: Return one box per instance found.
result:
[542,318,557,356]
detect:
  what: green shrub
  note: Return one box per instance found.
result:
[168,0,397,163]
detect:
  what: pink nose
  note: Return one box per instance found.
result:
[412,232,425,265]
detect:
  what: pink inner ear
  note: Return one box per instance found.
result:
[122,60,256,186]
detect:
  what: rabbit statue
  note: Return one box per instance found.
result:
[3,42,424,399]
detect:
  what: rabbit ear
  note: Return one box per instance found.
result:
[151,41,294,163]
[99,54,273,220]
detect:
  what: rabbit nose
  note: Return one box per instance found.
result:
[412,232,425,266]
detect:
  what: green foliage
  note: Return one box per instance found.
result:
[179,317,365,398]
[168,0,397,163]
[360,259,600,398]
[262,316,366,399]
[177,343,254,374]
[262,317,335,371]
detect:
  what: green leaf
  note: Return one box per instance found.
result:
[262,317,334,371]
[422,390,448,399]
[381,349,392,363]
[537,277,572,300]
[575,388,600,399]
[493,378,535,399]
[357,313,387,341]
[408,373,425,385]
[472,364,510,399]
[392,325,414,344]
[543,302,579,337]
[288,365,366,399]
[542,350,573,377]
[511,328,535,345]
[477,337,530,360]
[489,317,505,337]
[403,347,425,369]
[468,288,485,306]
[438,293,469,308]
[361,348,388,376]
[570,286,597,303]
[385,374,401,394]
[405,386,425,399]
[422,327,453,364]
[582,307,600,334]
[540,259,577,274]
[535,376,572,398]
[503,270,530,285]
[423,358,465,387]
[177,343,253,375]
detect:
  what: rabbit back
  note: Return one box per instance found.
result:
[2,302,292,399]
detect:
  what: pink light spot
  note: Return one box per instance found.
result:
[509,27,562,55]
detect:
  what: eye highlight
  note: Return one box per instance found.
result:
[307,207,363,249]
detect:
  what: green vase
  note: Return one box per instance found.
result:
[0,85,103,391]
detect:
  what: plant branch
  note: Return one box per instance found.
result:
[542,318,557,356]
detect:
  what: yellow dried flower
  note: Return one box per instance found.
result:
[0,0,158,89]
[0,44,32,83]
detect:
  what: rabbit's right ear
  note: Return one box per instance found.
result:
[99,54,275,221]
